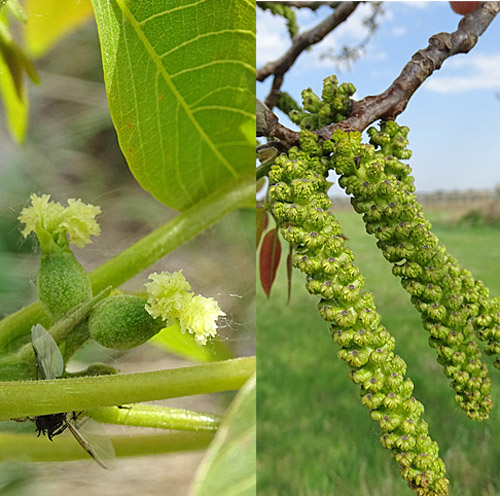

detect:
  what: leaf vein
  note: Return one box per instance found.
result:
[189,85,248,107]
[171,60,255,79]
[115,0,239,178]
[192,106,254,118]
[137,0,210,26]
[159,29,255,60]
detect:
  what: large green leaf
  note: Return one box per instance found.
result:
[190,374,256,496]
[91,0,255,211]
[24,0,94,58]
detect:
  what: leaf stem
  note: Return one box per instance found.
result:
[0,431,214,463]
[87,404,222,432]
[0,356,255,420]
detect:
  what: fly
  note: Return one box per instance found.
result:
[30,323,115,468]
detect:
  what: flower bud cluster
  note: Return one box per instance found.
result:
[329,124,492,421]
[289,76,355,131]
[268,132,449,496]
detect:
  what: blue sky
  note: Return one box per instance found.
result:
[257,1,500,193]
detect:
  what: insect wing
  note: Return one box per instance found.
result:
[31,324,64,380]
[66,415,115,469]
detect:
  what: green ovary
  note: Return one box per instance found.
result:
[37,245,92,320]
[89,295,163,350]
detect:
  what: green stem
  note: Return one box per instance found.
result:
[0,356,255,420]
[90,173,255,292]
[87,404,222,432]
[0,174,255,351]
[0,431,214,463]
[5,287,113,376]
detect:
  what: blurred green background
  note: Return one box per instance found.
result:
[257,206,500,496]
[0,18,255,496]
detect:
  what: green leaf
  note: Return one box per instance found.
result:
[190,374,256,496]
[91,0,256,211]
[0,39,27,142]
[150,322,233,363]
[24,0,94,58]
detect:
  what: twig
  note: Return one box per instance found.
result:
[256,98,298,145]
[258,1,342,9]
[264,74,284,109]
[257,1,360,82]
[259,1,500,146]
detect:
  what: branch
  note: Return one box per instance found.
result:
[258,1,342,9]
[0,356,256,420]
[324,1,500,137]
[257,1,360,82]
[264,73,284,109]
[259,1,500,146]
[256,98,298,146]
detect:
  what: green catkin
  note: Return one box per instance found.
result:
[258,2,299,39]
[268,131,449,496]
[289,76,355,130]
[329,123,493,421]
[475,296,500,371]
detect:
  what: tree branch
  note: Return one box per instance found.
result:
[257,1,360,82]
[259,1,342,9]
[264,73,284,109]
[259,1,500,146]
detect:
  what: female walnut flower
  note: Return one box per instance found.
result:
[18,194,101,320]
[19,193,101,248]
[145,271,225,346]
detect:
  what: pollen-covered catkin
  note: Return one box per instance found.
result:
[268,132,449,496]
[329,124,492,421]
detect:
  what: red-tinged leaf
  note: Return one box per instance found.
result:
[259,228,281,298]
[256,206,269,250]
[286,244,293,304]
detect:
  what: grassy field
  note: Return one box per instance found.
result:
[257,207,500,496]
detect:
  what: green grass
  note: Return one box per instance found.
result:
[257,207,500,496]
